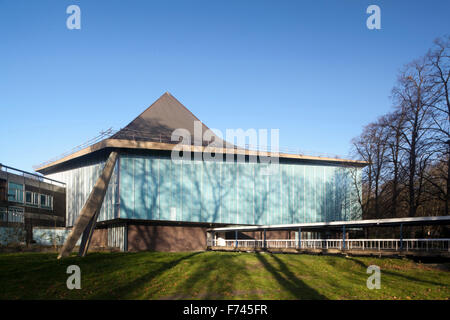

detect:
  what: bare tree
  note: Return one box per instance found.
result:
[351,118,389,218]
[391,57,439,217]
[426,35,450,215]
[382,111,407,217]
[351,35,449,232]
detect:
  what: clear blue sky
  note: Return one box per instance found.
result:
[1,0,449,172]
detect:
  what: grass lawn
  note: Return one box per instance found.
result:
[0,251,448,300]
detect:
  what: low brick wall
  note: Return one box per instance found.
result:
[90,228,108,247]
[127,224,207,252]
[239,230,294,240]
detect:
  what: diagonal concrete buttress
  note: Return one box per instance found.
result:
[78,206,101,257]
[58,151,118,259]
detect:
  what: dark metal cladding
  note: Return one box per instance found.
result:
[111,92,234,148]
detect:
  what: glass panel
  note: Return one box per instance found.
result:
[237,162,254,225]
[133,157,146,220]
[119,156,134,219]
[158,159,172,221]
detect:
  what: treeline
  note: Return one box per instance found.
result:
[351,35,449,221]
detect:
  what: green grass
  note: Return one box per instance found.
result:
[0,251,448,300]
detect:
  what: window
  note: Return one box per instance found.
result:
[25,191,39,206]
[32,193,39,206]
[7,182,23,203]
[8,207,24,223]
[0,207,7,222]
[39,194,53,209]
[25,191,32,204]
[0,180,6,202]
[0,207,24,223]
[40,194,47,207]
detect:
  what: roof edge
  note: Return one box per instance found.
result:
[35,138,368,173]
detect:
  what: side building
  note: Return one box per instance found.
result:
[36,93,366,252]
[0,164,66,245]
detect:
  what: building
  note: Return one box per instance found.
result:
[35,93,366,252]
[0,164,66,244]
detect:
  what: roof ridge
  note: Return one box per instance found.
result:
[118,92,170,131]
[163,92,214,132]
[111,92,229,145]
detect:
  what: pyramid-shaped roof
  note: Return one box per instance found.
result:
[112,92,230,147]
[35,93,368,174]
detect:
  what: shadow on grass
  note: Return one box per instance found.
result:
[345,256,447,287]
[92,252,202,299]
[158,252,251,299]
[255,252,327,300]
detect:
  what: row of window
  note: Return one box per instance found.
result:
[0,206,25,223]
[7,182,53,210]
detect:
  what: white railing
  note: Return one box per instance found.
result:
[208,238,450,252]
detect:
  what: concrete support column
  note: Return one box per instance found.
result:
[263,229,267,249]
[400,224,403,251]
[58,151,118,259]
[342,225,346,250]
[298,227,302,249]
[78,209,100,257]
[124,223,128,252]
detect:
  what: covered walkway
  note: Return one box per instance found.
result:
[206,216,450,257]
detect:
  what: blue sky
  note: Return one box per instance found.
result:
[0,0,449,172]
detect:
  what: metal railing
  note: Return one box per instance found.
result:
[32,129,115,170]
[0,163,65,187]
[208,238,450,252]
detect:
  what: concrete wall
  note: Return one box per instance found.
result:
[33,227,81,246]
[0,226,26,245]
[32,227,107,249]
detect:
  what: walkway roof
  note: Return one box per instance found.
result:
[208,216,450,232]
